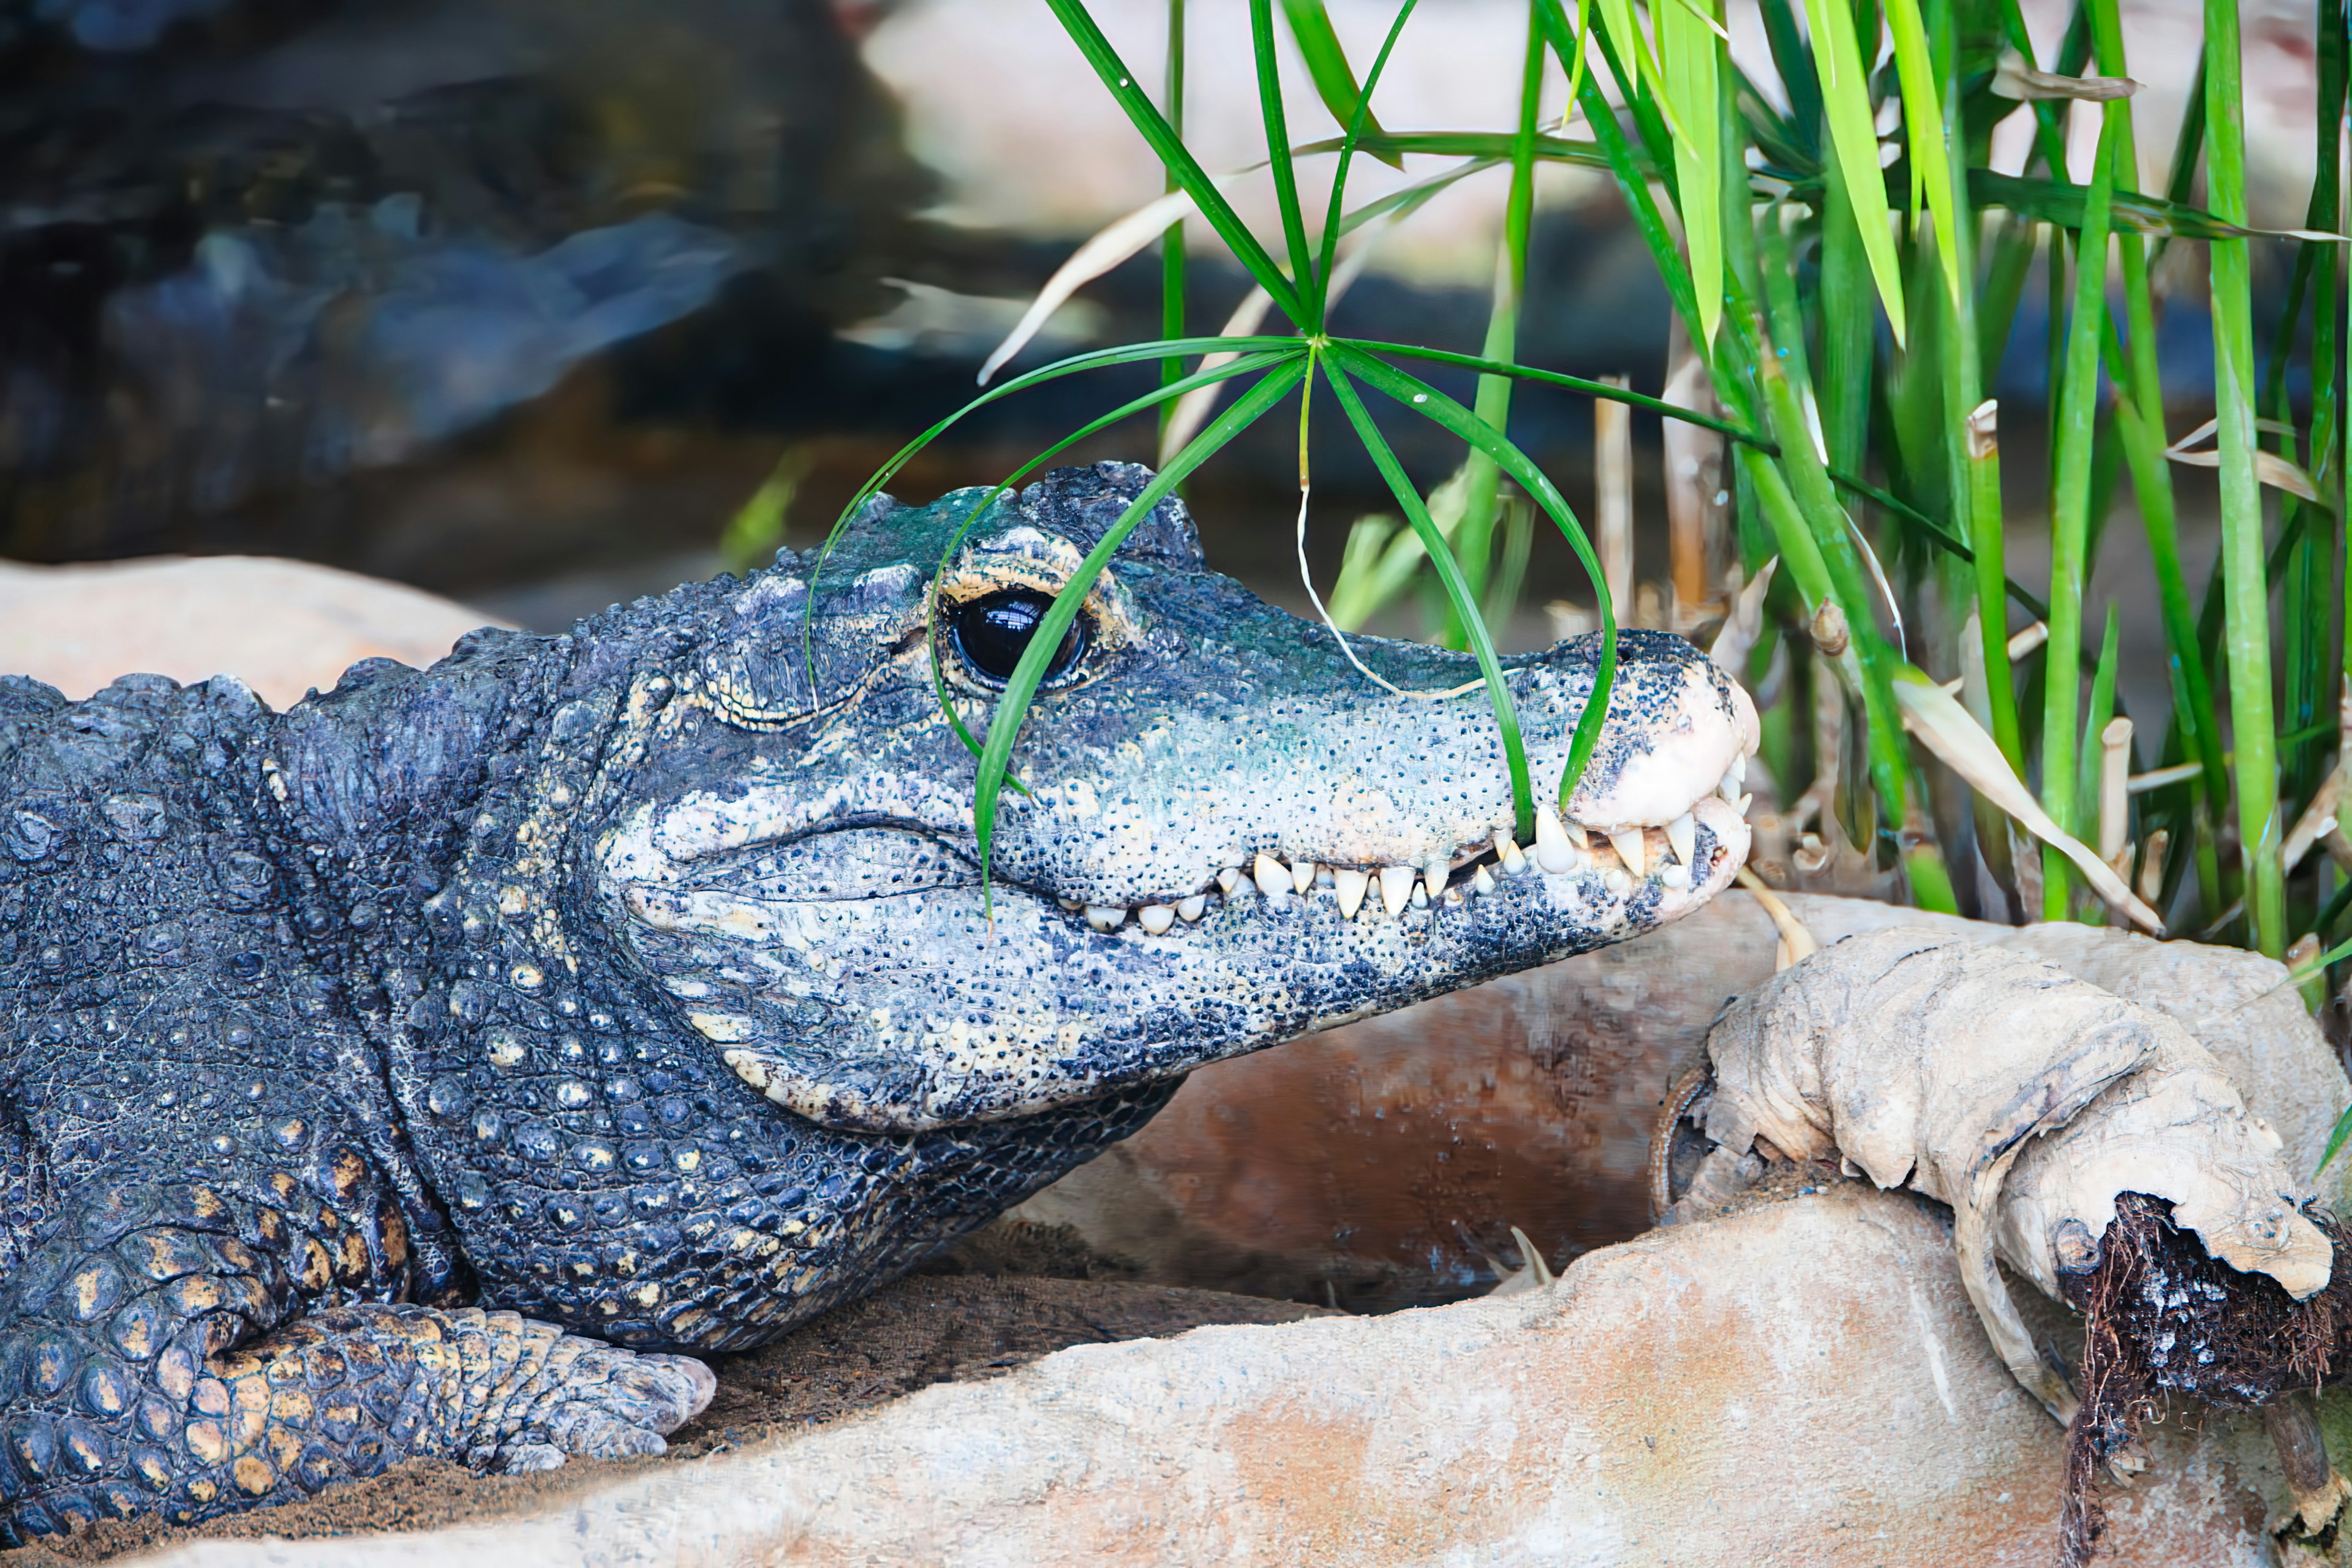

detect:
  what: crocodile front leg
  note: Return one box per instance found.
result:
[0,1173,712,1540]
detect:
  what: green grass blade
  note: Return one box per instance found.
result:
[1301,129,1619,167]
[1444,6,1547,648]
[1755,0,1820,139]
[1045,0,1303,319]
[820,336,1303,548]
[1805,0,1907,345]
[1280,0,1401,166]
[2316,0,2348,723]
[1588,0,1695,190]
[1319,358,1544,838]
[1970,171,2347,243]
[2204,0,2285,957]
[1344,337,2046,611]
[1311,0,1420,324]
[2084,0,2225,809]
[1749,260,1925,890]
[1159,0,1189,426]
[2152,46,2208,271]
[2319,1102,2352,1180]
[2072,606,2123,920]
[1250,0,1320,300]
[2037,110,2120,919]
[1883,0,1965,308]
[1996,0,2072,178]
[1537,0,1700,338]
[1331,345,1618,642]
[971,358,1310,904]
[1659,0,1725,347]
[1343,341,1748,435]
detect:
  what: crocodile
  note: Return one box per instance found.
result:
[0,462,1755,1539]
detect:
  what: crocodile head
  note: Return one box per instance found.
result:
[584,463,1757,1133]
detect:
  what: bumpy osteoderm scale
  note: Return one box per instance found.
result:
[0,462,1752,1539]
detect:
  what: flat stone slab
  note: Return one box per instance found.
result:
[123,1186,2324,1567]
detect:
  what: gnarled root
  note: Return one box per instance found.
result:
[2058,1195,2351,1566]
[1660,929,2342,1562]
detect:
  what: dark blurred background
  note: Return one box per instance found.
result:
[0,0,2315,636]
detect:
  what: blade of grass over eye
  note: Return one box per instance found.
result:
[971,358,1310,907]
[2205,0,2284,957]
[1329,344,1622,818]
[805,334,1300,683]
[1884,0,1965,309]
[1658,0,1725,347]
[1804,0,1907,344]
[1250,0,1319,306]
[1317,358,1543,837]
[2038,111,2120,920]
[1313,0,1419,326]
[921,349,1302,766]
[1281,0,1401,168]
[1045,0,1303,320]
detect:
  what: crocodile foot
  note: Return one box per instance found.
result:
[0,1298,714,1541]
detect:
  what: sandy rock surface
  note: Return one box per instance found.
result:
[123,1186,2320,1568]
[0,556,499,711]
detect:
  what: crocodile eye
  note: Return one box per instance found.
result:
[949,590,1087,687]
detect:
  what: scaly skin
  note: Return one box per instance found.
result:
[0,463,1755,1537]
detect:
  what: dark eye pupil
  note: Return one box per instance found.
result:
[952,591,1084,685]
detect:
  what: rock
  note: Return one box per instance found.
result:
[1009,894,2352,1309]
[126,1185,2322,1567]
[0,555,500,712]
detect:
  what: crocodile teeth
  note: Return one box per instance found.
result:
[1602,867,1632,897]
[1216,867,1243,897]
[1057,898,1083,912]
[1177,894,1208,922]
[1660,862,1691,888]
[1534,807,1578,873]
[1666,811,1696,869]
[1423,856,1450,900]
[1084,905,1128,932]
[1607,827,1648,878]
[1378,865,1418,917]
[1253,854,1292,904]
[1333,867,1370,919]
[1494,831,1529,876]
[1138,904,1175,934]
[1291,859,1319,895]
[1719,754,1747,799]
[1411,882,1430,908]
[1471,865,1496,895]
